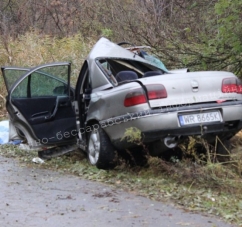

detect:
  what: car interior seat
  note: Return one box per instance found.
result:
[115,71,138,84]
[53,85,68,95]
[143,71,162,77]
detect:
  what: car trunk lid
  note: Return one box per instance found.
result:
[139,71,241,108]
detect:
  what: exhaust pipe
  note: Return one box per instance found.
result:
[164,136,178,148]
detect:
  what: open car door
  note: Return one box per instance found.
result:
[1,62,77,146]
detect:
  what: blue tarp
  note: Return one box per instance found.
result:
[0,120,10,144]
[0,120,21,145]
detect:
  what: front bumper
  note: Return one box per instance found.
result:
[99,100,242,148]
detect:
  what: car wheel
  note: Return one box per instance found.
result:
[87,125,117,170]
[216,139,231,162]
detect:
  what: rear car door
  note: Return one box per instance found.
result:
[1,62,77,146]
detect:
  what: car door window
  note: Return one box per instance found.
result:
[11,77,28,98]
[11,65,69,98]
[31,72,67,97]
[2,68,29,92]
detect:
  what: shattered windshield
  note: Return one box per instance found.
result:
[97,58,166,86]
[125,46,169,72]
[142,54,168,72]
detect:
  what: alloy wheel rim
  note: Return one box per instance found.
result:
[88,130,100,165]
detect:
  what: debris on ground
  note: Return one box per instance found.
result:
[32,157,45,164]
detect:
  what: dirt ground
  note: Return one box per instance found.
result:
[0,155,237,227]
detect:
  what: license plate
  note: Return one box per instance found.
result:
[179,111,222,126]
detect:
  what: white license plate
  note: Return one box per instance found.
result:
[179,111,222,126]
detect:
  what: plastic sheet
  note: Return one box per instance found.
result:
[0,120,10,144]
[0,120,22,145]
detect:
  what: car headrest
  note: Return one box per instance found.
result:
[53,85,68,95]
[143,71,162,77]
[115,71,138,83]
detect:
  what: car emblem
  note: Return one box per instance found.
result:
[191,80,199,92]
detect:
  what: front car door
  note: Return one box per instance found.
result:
[1,62,77,147]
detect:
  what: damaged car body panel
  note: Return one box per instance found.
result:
[78,38,242,165]
[2,37,242,169]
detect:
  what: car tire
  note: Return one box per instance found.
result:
[87,124,117,170]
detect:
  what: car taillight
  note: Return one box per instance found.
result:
[222,78,242,94]
[124,89,146,107]
[124,84,167,107]
[147,84,167,99]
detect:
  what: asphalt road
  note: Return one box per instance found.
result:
[0,155,236,227]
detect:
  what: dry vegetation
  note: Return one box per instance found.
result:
[0,0,242,225]
[1,0,242,73]
[0,32,94,116]
[0,137,242,225]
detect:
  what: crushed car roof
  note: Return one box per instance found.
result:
[86,37,167,90]
[87,37,149,62]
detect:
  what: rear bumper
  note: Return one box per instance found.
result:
[142,120,242,141]
[100,100,242,148]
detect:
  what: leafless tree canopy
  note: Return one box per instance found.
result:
[0,0,215,37]
[0,0,241,74]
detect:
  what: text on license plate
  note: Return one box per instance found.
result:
[179,111,222,126]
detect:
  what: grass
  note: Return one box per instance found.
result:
[0,31,94,93]
[0,137,242,225]
[0,31,94,117]
[0,31,242,225]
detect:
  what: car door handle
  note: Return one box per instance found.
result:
[45,96,69,120]
[31,111,51,123]
[32,111,50,118]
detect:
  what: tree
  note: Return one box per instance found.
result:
[212,0,242,75]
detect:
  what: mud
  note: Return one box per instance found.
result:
[0,155,236,227]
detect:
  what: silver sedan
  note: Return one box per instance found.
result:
[2,37,242,169]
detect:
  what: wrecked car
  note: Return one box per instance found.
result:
[2,37,242,169]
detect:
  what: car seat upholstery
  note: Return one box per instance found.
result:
[143,71,162,77]
[115,71,138,83]
[53,85,68,95]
